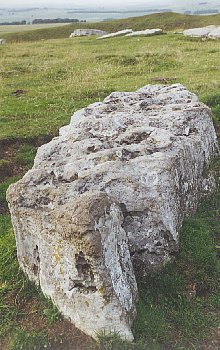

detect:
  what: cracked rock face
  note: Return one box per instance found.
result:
[7,84,218,340]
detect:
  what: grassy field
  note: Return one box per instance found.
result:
[0,23,70,35]
[0,12,220,350]
[1,33,220,140]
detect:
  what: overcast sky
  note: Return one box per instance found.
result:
[1,0,214,9]
[0,0,157,7]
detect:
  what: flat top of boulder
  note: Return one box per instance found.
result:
[26,84,216,205]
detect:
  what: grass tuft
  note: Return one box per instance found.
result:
[43,300,62,325]
[8,328,48,350]
[0,177,21,213]
[15,144,37,169]
[203,94,220,124]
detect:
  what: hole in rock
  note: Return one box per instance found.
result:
[75,251,94,282]
[32,245,40,275]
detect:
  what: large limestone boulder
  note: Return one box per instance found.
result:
[7,84,218,340]
[69,29,107,37]
[98,29,133,39]
[126,29,163,37]
[183,25,220,39]
[183,26,214,37]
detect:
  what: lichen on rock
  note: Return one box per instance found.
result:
[7,84,219,340]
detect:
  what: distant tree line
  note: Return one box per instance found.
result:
[0,20,26,25]
[32,18,86,24]
[0,18,87,26]
[194,9,219,14]
[184,9,219,15]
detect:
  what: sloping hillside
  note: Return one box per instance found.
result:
[3,12,220,42]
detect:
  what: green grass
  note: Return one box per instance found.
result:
[42,300,62,325]
[0,23,70,35]
[15,144,37,169]
[0,177,21,213]
[8,328,48,350]
[0,32,220,139]
[203,93,220,124]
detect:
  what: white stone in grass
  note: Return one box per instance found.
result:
[69,29,107,37]
[208,27,220,39]
[183,26,213,37]
[98,29,133,39]
[126,29,163,37]
[183,25,220,38]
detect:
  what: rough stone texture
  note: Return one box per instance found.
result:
[0,39,6,44]
[69,29,107,37]
[126,29,163,37]
[7,84,218,340]
[183,25,220,39]
[208,27,220,39]
[98,29,133,39]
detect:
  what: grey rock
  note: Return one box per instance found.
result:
[183,25,220,39]
[208,27,220,39]
[70,29,107,37]
[98,29,133,39]
[7,84,219,340]
[126,29,163,37]
[183,26,214,37]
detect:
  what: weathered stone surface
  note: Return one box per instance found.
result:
[0,39,6,45]
[126,29,163,37]
[183,25,220,39]
[69,29,107,37]
[7,84,218,340]
[208,27,220,39]
[98,29,133,39]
